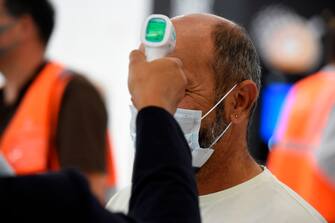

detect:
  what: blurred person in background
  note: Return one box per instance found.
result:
[248,5,324,165]
[0,0,116,202]
[268,13,335,222]
[107,13,325,223]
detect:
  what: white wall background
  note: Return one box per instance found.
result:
[47,0,151,189]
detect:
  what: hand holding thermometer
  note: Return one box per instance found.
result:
[141,14,176,61]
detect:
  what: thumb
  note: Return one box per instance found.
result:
[129,50,146,67]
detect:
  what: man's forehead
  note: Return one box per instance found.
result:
[171,14,215,40]
[171,13,234,27]
[169,14,227,67]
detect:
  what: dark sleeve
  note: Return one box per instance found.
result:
[129,107,201,223]
[0,107,200,223]
[56,75,107,172]
[0,170,135,223]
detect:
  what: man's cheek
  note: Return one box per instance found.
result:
[199,126,212,148]
[177,96,193,109]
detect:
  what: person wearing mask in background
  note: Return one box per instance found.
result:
[0,0,116,202]
[268,15,335,222]
[107,13,325,223]
[0,49,201,223]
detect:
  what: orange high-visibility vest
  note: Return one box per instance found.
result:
[0,62,116,186]
[268,69,335,222]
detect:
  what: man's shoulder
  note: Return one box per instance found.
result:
[243,169,326,222]
[106,185,131,214]
[264,171,326,222]
[199,169,326,223]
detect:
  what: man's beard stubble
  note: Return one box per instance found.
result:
[199,102,228,148]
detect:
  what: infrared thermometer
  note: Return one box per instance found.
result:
[141,14,176,61]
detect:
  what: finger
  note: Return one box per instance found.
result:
[138,44,145,52]
[129,50,146,84]
[129,50,146,66]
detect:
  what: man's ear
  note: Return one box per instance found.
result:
[229,80,258,124]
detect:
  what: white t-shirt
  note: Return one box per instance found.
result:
[106,168,326,223]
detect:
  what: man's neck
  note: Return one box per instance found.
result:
[196,132,262,196]
[1,46,44,105]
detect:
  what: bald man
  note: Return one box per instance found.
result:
[107,14,325,223]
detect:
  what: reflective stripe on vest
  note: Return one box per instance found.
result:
[268,70,335,222]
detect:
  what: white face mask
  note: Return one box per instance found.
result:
[130,84,237,168]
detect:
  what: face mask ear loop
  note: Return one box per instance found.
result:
[201,84,238,120]
[209,122,232,148]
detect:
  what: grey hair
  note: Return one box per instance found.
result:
[198,22,261,148]
[212,22,261,101]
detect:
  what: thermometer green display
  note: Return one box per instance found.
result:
[142,14,176,61]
